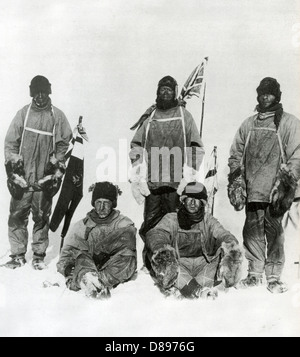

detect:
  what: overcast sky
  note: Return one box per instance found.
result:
[0,0,299,234]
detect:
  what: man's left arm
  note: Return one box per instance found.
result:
[283,116,300,180]
[207,214,239,247]
[206,215,243,288]
[54,110,72,162]
[185,110,205,171]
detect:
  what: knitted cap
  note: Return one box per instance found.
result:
[256,77,281,103]
[181,182,208,201]
[29,75,52,97]
[90,181,121,208]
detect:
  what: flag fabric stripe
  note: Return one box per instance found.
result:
[204,147,218,215]
[64,131,84,160]
[205,168,217,179]
[180,60,207,101]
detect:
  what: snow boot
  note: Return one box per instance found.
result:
[238,274,263,289]
[161,286,183,300]
[199,287,219,300]
[180,278,202,299]
[32,258,47,270]
[4,255,26,269]
[267,279,288,294]
[96,287,111,300]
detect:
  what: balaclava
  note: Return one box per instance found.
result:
[256,77,283,129]
[156,75,179,110]
[30,75,52,97]
[256,77,281,104]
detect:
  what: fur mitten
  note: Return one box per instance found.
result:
[269,165,298,217]
[218,241,243,288]
[5,155,28,200]
[227,166,247,211]
[151,245,179,289]
[129,163,150,204]
[79,272,110,299]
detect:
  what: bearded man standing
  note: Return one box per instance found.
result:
[129,75,205,270]
[4,75,72,270]
[228,77,300,293]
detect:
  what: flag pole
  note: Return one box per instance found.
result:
[200,83,206,138]
[211,145,217,216]
[199,57,208,138]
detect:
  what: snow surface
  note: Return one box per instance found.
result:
[0,0,300,338]
[0,197,299,337]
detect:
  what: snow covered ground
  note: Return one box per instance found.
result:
[0,196,299,337]
[0,0,300,338]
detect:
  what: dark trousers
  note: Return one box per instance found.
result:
[243,202,285,280]
[8,191,52,258]
[139,189,180,268]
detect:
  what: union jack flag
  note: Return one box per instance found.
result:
[180,58,208,101]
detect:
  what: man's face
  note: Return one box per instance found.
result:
[33,91,50,108]
[184,197,202,214]
[94,198,113,219]
[258,93,276,109]
[158,86,174,103]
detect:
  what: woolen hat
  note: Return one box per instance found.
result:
[91,181,121,208]
[29,75,52,97]
[256,77,281,103]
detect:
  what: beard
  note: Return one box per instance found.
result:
[33,96,51,109]
[156,96,178,110]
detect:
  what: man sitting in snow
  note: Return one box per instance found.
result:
[57,181,137,299]
[145,182,243,299]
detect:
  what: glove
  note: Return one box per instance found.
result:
[227,166,247,211]
[218,241,243,288]
[35,155,66,198]
[177,164,199,195]
[269,164,298,218]
[79,272,110,299]
[129,163,150,205]
[5,156,28,200]
[151,246,179,289]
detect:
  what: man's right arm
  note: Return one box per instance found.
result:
[4,108,25,162]
[129,124,147,166]
[228,118,251,173]
[56,220,89,277]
